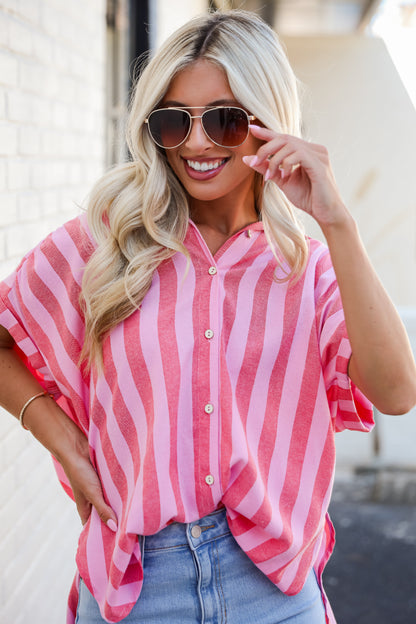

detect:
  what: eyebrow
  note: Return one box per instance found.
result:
[162,98,240,108]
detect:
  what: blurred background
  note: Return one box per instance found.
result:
[0,1,415,622]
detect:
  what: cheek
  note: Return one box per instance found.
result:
[165,151,181,177]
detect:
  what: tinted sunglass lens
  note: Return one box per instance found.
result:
[148,109,190,148]
[203,107,249,146]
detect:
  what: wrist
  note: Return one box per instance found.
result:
[24,397,88,465]
[319,206,357,242]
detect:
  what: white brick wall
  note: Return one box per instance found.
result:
[0,1,107,621]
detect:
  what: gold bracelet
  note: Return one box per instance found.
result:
[19,391,53,430]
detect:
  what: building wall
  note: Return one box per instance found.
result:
[149,0,207,49]
[0,1,107,621]
[283,35,416,470]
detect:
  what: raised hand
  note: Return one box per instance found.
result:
[243,125,348,230]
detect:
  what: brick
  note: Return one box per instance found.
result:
[18,60,44,94]
[0,192,17,225]
[18,191,41,221]
[6,220,50,257]
[8,18,33,56]
[0,258,19,280]
[0,52,19,87]
[0,230,6,261]
[32,159,56,189]
[0,87,6,119]
[0,123,18,155]
[39,4,61,39]
[8,92,52,126]
[0,157,6,190]
[0,0,18,13]
[32,31,53,65]
[31,95,53,126]
[0,465,18,514]
[18,124,40,155]
[6,91,32,124]
[0,490,25,543]
[40,189,60,216]
[17,0,41,26]
[0,11,8,48]
[7,158,31,190]
[52,100,69,129]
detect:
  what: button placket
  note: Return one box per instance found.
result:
[197,259,221,505]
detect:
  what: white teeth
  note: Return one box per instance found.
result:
[186,159,226,172]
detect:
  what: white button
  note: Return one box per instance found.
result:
[191,525,202,538]
[208,266,217,275]
[204,329,214,339]
[205,475,214,486]
[204,403,214,414]
[246,229,252,238]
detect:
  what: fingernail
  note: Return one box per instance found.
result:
[106,519,117,532]
[242,155,258,168]
[264,168,271,181]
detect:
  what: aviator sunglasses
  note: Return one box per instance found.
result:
[145,106,256,149]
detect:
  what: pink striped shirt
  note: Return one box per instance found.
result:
[0,214,373,623]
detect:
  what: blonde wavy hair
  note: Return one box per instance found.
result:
[81,9,308,366]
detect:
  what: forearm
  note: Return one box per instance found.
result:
[321,210,416,414]
[0,327,117,527]
[0,344,88,463]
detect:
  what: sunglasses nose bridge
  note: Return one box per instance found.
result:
[183,112,213,147]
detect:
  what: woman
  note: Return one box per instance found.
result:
[0,9,415,624]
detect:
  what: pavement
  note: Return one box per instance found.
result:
[324,469,416,624]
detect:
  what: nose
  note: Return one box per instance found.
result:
[184,115,212,150]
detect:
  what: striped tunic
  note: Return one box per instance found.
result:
[0,214,373,623]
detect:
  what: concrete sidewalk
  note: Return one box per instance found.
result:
[324,471,416,624]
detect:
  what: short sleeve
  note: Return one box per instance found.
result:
[313,243,374,433]
[0,214,94,433]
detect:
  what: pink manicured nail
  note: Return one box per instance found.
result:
[107,519,117,532]
[264,168,271,181]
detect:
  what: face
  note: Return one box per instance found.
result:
[160,59,262,211]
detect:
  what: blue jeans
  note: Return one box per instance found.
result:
[75,508,327,623]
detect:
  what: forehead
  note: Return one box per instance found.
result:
[163,59,235,106]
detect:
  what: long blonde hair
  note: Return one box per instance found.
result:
[81,9,308,366]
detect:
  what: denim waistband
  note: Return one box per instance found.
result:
[141,507,230,552]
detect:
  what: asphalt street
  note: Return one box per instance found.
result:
[323,473,416,624]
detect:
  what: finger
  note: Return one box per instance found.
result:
[85,482,118,531]
[76,497,92,526]
[249,126,298,164]
[242,154,269,176]
[265,145,298,180]
[72,470,118,531]
[249,124,283,142]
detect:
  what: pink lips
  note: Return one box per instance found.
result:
[183,158,228,180]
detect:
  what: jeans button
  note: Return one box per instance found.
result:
[191,525,202,538]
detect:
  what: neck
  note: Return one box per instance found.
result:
[190,194,258,238]
[189,193,259,256]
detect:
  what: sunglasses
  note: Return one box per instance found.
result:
[145,106,256,149]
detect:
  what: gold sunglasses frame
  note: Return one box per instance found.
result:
[145,106,256,149]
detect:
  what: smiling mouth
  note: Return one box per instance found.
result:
[186,158,228,172]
